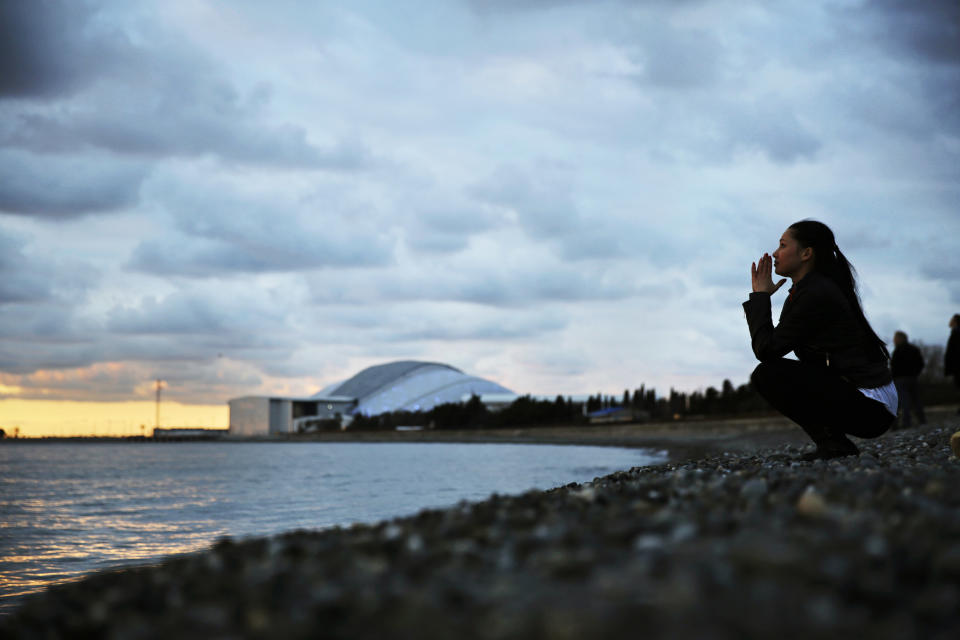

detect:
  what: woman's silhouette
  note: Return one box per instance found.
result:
[744,220,897,460]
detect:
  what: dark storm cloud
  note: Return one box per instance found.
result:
[0,0,117,98]
[0,2,372,170]
[867,0,960,66]
[837,0,960,138]
[0,150,146,218]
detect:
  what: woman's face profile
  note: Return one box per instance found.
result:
[772,230,804,278]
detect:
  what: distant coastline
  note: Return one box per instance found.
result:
[0,414,842,466]
[4,406,958,465]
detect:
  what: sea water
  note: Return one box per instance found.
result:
[0,441,663,614]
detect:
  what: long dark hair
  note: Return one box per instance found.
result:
[788,220,889,361]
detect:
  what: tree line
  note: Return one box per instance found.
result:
[304,341,955,432]
[338,377,773,432]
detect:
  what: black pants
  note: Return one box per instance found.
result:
[894,376,926,428]
[751,359,894,445]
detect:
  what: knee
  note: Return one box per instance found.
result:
[750,362,772,392]
[750,360,791,400]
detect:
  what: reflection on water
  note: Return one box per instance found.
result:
[0,441,663,614]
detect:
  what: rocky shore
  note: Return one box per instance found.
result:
[4,420,960,639]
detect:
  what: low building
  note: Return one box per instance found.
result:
[227,395,358,437]
[152,427,227,440]
[228,360,515,436]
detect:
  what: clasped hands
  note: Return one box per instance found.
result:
[751,253,787,295]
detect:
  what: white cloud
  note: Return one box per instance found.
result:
[0,0,957,404]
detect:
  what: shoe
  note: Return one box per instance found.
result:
[798,436,859,461]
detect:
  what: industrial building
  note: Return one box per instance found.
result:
[228,360,516,436]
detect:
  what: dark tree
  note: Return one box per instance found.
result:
[916,341,944,381]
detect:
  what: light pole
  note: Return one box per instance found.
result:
[155,379,166,433]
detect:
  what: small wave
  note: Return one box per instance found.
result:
[1,441,657,612]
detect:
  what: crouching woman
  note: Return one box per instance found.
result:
[744,220,897,460]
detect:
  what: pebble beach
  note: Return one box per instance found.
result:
[3,419,959,639]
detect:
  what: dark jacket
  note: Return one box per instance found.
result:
[743,271,892,388]
[946,329,960,376]
[891,342,924,378]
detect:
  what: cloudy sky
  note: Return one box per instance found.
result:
[1,0,958,414]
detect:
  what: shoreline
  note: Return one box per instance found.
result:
[0,416,811,466]
[5,407,957,468]
[5,405,957,447]
[3,418,959,638]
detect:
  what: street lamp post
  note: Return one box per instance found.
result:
[155,379,166,432]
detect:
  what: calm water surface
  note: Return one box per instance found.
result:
[0,441,663,614]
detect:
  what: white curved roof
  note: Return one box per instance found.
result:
[314,360,515,415]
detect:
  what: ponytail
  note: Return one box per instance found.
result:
[788,220,890,361]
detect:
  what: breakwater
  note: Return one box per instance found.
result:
[3,422,959,639]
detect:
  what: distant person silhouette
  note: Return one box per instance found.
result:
[946,314,960,414]
[744,220,896,461]
[891,331,926,428]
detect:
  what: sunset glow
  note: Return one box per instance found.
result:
[0,399,229,438]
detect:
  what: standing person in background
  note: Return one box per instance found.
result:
[891,331,926,428]
[744,220,897,461]
[945,314,960,414]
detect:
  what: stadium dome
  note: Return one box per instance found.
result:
[314,360,515,416]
